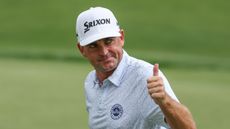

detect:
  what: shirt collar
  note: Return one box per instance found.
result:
[107,50,129,87]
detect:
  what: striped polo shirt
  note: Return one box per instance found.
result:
[84,50,178,129]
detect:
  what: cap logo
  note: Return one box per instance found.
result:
[84,18,111,33]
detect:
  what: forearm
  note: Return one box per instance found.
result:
[159,94,196,129]
[147,64,196,129]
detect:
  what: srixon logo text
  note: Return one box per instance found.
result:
[84,18,111,33]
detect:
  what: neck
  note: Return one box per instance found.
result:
[96,70,115,84]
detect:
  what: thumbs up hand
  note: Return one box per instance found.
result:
[147,64,167,105]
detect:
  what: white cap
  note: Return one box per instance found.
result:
[76,7,121,46]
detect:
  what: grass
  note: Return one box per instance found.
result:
[0,0,229,71]
[0,0,229,57]
[0,58,91,129]
[0,0,230,128]
[164,68,230,129]
[0,58,230,129]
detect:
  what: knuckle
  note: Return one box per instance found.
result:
[151,93,156,98]
[159,81,164,86]
[147,84,151,88]
[148,88,152,93]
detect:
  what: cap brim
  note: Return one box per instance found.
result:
[79,32,121,46]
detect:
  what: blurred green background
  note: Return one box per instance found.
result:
[0,0,229,129]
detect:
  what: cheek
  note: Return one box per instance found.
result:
[83,50,95,58]
[81,50,87,57]
[86,54,96,61]
[86,54,99,64]
[115,48,123,57]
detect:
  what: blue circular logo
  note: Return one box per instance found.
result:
[110,104,123,120]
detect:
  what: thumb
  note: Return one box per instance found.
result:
[153,63,159,76]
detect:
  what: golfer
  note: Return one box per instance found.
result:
[76,7,196,129]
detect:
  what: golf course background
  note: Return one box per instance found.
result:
[0,0,229,129]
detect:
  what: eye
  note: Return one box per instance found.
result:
[104,38,113,45]
[87,43,97,48]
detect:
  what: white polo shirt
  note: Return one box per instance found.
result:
[84,50,178,129]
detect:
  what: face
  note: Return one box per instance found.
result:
[78,31,124,74]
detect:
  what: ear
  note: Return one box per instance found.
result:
[119,29,125,47]
[77,42,85,56]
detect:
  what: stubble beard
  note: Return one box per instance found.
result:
[96,58,118,73]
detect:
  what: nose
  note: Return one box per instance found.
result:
[98,45,108,56]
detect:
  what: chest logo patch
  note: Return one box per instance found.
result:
[110,104,123,120]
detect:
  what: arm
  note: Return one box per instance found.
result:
[147,64,196,129]
[158,93,196,129]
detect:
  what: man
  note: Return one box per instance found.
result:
[76,7,196,129]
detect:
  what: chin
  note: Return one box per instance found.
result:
[104,66,116,72]
[103,64,117,72]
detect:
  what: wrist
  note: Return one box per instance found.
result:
[158,93,172,108]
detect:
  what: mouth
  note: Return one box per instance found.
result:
[97,54,114,62]
[98,56,113,63]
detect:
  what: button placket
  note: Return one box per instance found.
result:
[97,84,106,112]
